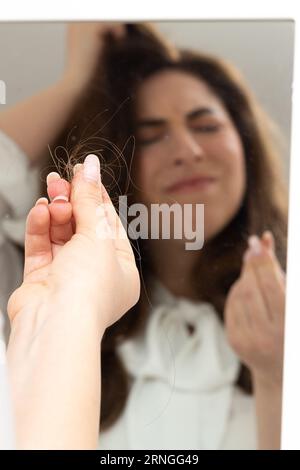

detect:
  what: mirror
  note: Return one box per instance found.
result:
[0,20,294,450]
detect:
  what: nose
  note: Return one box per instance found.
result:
[170,129,204,166]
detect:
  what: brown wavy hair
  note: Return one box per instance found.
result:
[43,22,288,431]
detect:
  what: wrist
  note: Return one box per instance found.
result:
[252,370,283,392]
[8,290,106,354]
[7,292,104,450]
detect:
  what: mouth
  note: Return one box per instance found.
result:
[165,176,217,194]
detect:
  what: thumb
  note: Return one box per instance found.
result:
[71,154,104,238]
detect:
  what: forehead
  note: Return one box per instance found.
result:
[135,69,226,118]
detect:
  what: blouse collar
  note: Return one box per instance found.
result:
[116,277,240,449]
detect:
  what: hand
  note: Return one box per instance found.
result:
[224,231,285,387]
[6,154,139,449]
[7,154,140,335]
[63,22,126,92]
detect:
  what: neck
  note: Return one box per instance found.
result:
[147,238,199,300]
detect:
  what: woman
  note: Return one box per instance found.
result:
[0,22,287,449]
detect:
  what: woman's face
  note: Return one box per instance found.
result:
[134,70,247,241]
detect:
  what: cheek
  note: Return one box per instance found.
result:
[225,152,246,201]
[213,132,246,198]
[203,139,246,239]
[206,134,246,221]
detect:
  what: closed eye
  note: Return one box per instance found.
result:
[192,124,221,133]
[137,134,168,146]
[137,124,221,146]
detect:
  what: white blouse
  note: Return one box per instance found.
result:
[98,280,258,450]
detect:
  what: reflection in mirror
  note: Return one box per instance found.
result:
[0,20,293,450]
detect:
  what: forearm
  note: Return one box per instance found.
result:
[6,297,105,449]
[252,374,283,450]
[0,77,84,165]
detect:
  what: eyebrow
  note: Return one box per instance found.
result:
[136,107,216,129]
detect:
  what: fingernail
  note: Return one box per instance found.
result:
[52,195,69,203]
[47,172,60,185]
[248,235,262,255]
[83,154,100,183]
[35,197,49,206]
[73,163,82,176]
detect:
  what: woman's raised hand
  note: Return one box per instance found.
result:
[224,231,285,387]
[63,22,127,92]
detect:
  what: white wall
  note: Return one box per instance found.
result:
[0,20,294,174]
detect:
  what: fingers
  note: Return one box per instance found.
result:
[46,172,73,245]
[47,172,70,202]
[24,170,75,277]
[261,230,275,252]
[242,232,285,321]
[224,285,254,352]
[24,198,52,278]
[43,158,134,264]
[240,257,273,325]
[225,231,281,358]
[71,155,107,239]
[243,232,283,282]
[45,160,129,251]
[103,23,127,39]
